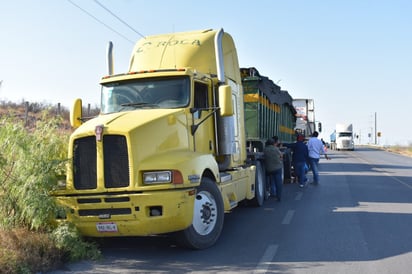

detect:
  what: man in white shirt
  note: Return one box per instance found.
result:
[307,131,329,185]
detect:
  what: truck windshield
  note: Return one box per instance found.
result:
[101,77,190,114]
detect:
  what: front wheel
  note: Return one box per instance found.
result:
[175,177,224,249]
[251,160,265,206]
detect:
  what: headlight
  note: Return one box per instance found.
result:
[143,171,172,184]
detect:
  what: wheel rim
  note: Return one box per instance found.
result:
[192,190,218,236]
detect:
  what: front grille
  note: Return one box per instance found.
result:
[73,136,97,189]
[103,135,130,188]
[72,135,130,190]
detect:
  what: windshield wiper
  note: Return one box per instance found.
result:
[120,102,160,108]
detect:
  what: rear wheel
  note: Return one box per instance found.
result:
[175,177,224,249]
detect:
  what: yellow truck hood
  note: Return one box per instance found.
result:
[73,108,185,136]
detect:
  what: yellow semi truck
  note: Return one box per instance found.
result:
[54,29,295,249]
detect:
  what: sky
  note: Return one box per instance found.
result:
[1,0,411,146]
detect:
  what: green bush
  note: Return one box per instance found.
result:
[0,112,101,272]
[0,113,67,230]
[52,222,101,262]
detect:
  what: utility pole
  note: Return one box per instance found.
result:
[375,112,377,145]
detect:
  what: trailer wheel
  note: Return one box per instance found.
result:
[251,160,265,206]
[175,177,224,249]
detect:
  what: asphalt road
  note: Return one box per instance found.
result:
[50,147,412,274]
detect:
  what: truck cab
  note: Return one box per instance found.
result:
[334,123,355,150]
[55,29,267,249]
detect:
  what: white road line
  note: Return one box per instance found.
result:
[281,210,295,225]
[253,244,278,274]
[389,174,412,190]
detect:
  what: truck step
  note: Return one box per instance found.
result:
[229,201,238,209]
[219,172,232,183]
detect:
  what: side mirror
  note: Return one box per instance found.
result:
[70,98,83,129]
[218,85,233,116]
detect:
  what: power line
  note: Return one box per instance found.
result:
[93,0,145,39]
[67,0,135,44]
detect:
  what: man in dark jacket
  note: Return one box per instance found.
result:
[264,136,283,200]
[285,134,309,188]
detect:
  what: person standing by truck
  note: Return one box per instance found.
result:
[307,131,329,185]
[282,134,309,187]
[264,136,283,201]
[284,134,309,188]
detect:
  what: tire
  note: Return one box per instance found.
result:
[175,177,224,249]
[262,165,270,200]
[251,160,265,206]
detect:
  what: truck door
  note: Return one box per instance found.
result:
[192,81,215,154]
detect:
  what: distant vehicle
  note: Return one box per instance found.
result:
[330,123,355,150]
[293,98,322,140]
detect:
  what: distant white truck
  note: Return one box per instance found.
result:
[331,123,355,150]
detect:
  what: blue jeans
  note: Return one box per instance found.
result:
[268,168,283,199]
[294,161,307,185]
[308,157,320,183]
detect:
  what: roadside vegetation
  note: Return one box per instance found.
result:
[0,100,100,273]
[385,145,412,157]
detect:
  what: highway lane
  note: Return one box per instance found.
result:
[271,147,412,273]
[50,147,412,273]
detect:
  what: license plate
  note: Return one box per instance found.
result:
[96,222,118,232]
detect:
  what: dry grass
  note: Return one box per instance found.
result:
[0,228,64,273]
[385,146,412,157]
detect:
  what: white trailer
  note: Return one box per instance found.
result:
[293,99,316,138]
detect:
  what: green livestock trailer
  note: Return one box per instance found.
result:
[241,67,297,184]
